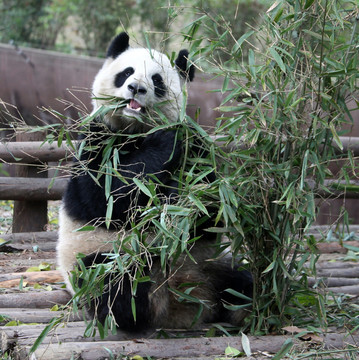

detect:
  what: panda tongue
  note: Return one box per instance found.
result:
[130,99,141,110]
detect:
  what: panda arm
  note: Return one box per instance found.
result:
[63,129,181,225]
[110,129,181,218]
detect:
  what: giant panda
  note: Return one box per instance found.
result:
[57,32,252,332]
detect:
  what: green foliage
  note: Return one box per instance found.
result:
[0,0,268,55]
[0,0,69,48]
[17,0,359,345]
[186,0,358,332]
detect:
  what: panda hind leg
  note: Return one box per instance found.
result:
[204,260,253,325]
[77,253,153,332]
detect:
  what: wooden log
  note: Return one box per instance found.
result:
[16,335,293,360]
[0,232,57,244]
[0,177,67,201]
[0,136,355,164]
[1,322,151,355]
[334,136,359,156]
[0,290,71,308]
[0,231,57,251]
[16,333,359,360]
[0,270,63,288]
[316,241,359,254]
[1,242,57,252]
[315,261,359,269]
[0,308,82,324]
[317,267,359,278]
[0,141,75,164]
[309,224,359,233]
[1,322,128,355]
[12,132,48,232]
[324,285,359,295]
[308,277,359,287]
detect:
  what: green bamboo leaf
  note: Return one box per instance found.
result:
[105,195,113,229]
[131,296,137,322]
[272,338,294,360]
[304,0,315,9]
[303,29,329,41]
[57,127,64,148]
[133,177,153,198]
[105,163,113,201]
[225,346,241,357]
[221,74,229,93]
[241,332,252,356]
[29,317,63,354]
[262,261,276,274]
[329,121,343,150]
[188,193,209,216]
[300,149,309,190]
[224,288,252,302]
[269,47,286,73]
[343,244,359,252]
[75,225,96,232]
[232,30,255,54]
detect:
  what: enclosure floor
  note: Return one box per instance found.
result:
[1,231,359,359]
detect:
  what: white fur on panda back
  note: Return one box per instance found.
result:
[57,206,120,293]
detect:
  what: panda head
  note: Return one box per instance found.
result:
[92,32,195,132]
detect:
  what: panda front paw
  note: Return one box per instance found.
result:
[142,129,182,166]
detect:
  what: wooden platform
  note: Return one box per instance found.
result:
[1,232,359,359]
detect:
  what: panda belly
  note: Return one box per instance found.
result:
[57,206,231,330]
[57,206,121,293]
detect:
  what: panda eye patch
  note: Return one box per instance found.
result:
[152,73,166,98]
[114,67,134,88]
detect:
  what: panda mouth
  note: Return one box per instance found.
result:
[125,99,144,113]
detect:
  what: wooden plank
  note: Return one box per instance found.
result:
[0,177,67,200]
[0,136,357,164]
[326,285,359,295]
[15,333,359,360]
[308,277,359,288]
[0,308,82,324]
[317,267,359,278]
[0,290,71,308]
[12,132,48,232]
[0,141,75,163]
[316,241,359,254]
[0,270,63,288]
[1,322,147,355]
[0,231,57,251]
[1,241,57,252]
[0,232,57,244]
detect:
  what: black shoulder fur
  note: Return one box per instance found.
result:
[63,124,182,228]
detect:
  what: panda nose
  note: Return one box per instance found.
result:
[128,83,147,95]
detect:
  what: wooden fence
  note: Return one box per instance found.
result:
[0,135,359,245]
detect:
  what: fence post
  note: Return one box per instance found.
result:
[12,132,48,232]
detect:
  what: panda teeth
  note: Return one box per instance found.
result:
[126,103,142,112]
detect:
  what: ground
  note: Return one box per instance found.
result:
[0,200,359,359]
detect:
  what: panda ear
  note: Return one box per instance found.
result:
[106,32,130,59]
[175,50,195,82]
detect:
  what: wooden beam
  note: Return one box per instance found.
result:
[0,270,63,288]
[14,333,359,360]
[0,308,82,324]
[0,231,57,243]
[0,136,358,165]
[0,290,71,308]
[12,132,48,232]
[0,141,76,163]
[0,177,67,200]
